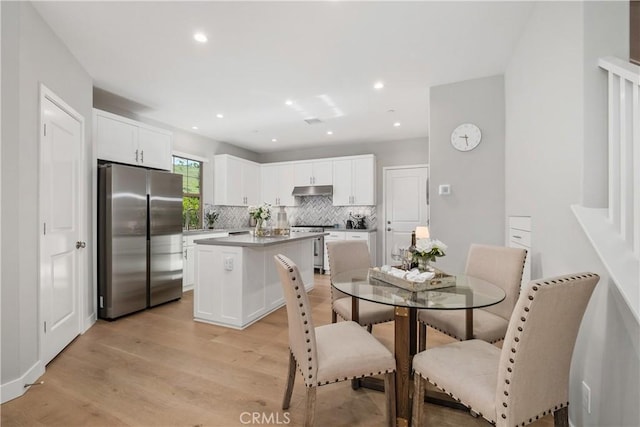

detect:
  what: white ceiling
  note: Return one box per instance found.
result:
[33,1,533,153]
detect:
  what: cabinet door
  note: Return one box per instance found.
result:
[312,160,333,185]
[95,113,137,165]
[294,162,313,186]
[225,156,245,205]
[278,164,295,206]
[352,157,375,205]
[138,127,172,171]
[261,165,279,205]
[184,245,195,290]
[332,159,353,206]
[243,162,260,206]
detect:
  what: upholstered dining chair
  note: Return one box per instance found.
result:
[418,244,527,349]
[412,272,599,427]
[274,254,397,427]
[327,240,395,332]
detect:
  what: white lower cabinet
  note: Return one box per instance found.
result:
[324,230,377,273]
[182,232,228,291]
[508,216,531,286]
[194,239,314,329]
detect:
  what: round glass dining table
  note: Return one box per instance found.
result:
[331,268,506,427]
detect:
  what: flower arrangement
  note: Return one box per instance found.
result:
[204,208,219,228]
[413,238,447,263]
[248,203,272,222]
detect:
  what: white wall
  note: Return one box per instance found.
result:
[505,2,638,426]
[428,75,506,273]
[1,1,93,400]
[259,137,429,264]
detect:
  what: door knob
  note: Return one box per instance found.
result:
[76,241,86,249]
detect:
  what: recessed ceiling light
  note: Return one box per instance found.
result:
[327,131,333,135]
[393,122,401,127]
[285,100,293,106]
[192,126,198,130]
[216,113,224,119]
[374,81,385,90]
[272,138,277,142]
[193,32,208,43]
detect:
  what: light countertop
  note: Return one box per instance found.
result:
[194,231,328,247]
[183,228,251,236]
[325,227,376,232]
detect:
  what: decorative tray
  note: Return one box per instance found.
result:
[368,267,456,292]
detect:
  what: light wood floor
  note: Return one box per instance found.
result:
[1,274,553,427]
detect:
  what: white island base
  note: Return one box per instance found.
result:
[194,235,316,329]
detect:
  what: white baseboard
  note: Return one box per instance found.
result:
[0,361,45,404]
[83,312,96,333]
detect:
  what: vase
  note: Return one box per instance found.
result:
[254,219,265,237]
[416,256,433,272]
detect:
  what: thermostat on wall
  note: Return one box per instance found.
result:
[439,184,451,195]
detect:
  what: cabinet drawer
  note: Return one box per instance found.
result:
[346,232,367,241]
[325,231,346,240]
[509,216,531,232]
[509,229,531,248]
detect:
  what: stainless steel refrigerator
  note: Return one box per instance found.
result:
[98,163,183,319]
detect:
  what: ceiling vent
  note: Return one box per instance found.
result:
[304,117,323,125]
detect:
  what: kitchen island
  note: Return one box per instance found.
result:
[193,232,326,329]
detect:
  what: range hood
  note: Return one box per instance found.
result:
[291,185,333,197]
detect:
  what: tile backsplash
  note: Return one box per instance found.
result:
[207,196,376,229]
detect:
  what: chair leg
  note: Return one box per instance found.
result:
[553,407,569,427]
[418,323,427,352]
[367,324,373,333]
[282,352,296,410]
[304,386,317,427]
[412,374,425,426]
[384,372,397,427]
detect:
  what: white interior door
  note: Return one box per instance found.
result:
[383,166,429,265]
[40,88,84,365]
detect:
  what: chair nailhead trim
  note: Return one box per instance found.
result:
[499,273,597,427]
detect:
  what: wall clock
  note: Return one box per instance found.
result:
[450,123,482,152]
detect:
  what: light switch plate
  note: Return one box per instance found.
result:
[439,184,451,195]
[224,257,234,271]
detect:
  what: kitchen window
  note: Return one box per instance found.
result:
[173,155,203,229]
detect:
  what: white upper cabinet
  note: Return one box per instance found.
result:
[293,160,333,186]
[261,163,295,206]
[94,109,173,170]
[137,127,172,170]
[214,154,260,206]
[332,155,375,206]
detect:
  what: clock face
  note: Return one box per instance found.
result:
[450,123,482,152]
